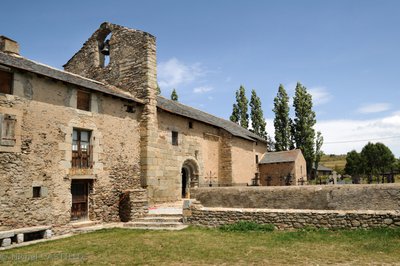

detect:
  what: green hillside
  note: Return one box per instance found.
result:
[320,154,347,174]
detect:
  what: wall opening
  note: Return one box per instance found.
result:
[182,168,188,198]
[98,32,112,68]
[181,159,200,198]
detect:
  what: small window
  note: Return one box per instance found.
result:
[255,155,259,164]
[172,131,178,146]
[32,187,41,198]
[188,121,193,129]
[0,70,12,94]
[77,90,91,111]
[0,113,16,146]
[72,128,92,169]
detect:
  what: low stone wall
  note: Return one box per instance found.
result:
[119,189,148,222]
[191,184,400,210]
[185,202,400,230]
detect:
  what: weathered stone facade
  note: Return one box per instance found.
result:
[0,22,267,234]
[0,72,143,232]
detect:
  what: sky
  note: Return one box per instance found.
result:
[1,0,399,156]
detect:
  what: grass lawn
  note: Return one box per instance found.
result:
[1,226,400,265]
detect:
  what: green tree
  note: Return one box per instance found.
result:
[230,85,249,129]
[360,142,395,183]
[313,131,324,182]
[250,89,267,139]
[344,150,364,183]
[230,103,240,123]
[292,82,316,177]
[156,83,161,95]
[170,88,178,101]
[273,84,291,151]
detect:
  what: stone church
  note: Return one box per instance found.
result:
[0,23,267,232]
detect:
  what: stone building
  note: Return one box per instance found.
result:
[0,22,267,233]
[259,149,307,186]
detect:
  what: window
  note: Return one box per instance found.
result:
[0,113,16,146]
[188,121,193,129]
[32,187,41,198]
[0,70,12,94]
[255,154,259,164]
[72,129,92,169]
[172,131,178,146]
[77,90,91,111]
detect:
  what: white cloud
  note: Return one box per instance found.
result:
[357,103,391,114]
[267,115,400,156]
[193,86,213,94]
[308,87,332,106]
[158,58,204,89]
[282,83,332,106]
[315,114,400,156]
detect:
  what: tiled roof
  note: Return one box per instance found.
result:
[156,96,267,143]
[259,149,302,164]
[0,51,266,143]
[0,52,143,104]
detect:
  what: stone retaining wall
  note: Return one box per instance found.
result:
[191,184,400,210]
[185,202,400,230]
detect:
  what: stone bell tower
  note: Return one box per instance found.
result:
[64,22,158,193]
[63,22,157,101]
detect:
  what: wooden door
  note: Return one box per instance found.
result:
[71,180,89,221]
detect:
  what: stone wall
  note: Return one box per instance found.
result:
[185,202,400,230]
[63,22,157,100]
[150,110,267,203]
[259,151,307,186]
[119,189,148,222]
[191,184,400,210]
[231,136,265,186]
[0,70,142,232]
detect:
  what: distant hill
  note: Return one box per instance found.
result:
[320,154,347,174]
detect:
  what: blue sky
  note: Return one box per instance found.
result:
[1,0,400,156]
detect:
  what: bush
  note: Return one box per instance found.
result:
[219,221,275,232]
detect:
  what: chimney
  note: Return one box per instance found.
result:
[0,36,20,55]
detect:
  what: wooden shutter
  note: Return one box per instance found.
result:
[0,114,16,146]
[77,90,91,111]
[0,70,12,94]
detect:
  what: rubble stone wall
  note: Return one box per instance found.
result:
[0,71,142,232]
[191,184,400,210]
[185,203,400,230]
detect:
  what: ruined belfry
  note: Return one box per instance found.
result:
[0,22,267,237]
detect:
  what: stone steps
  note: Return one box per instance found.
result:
[134,216,183,223]
[125,201,187,230]
[123,220,188,230]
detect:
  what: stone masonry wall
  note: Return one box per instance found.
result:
[0,70,142,233]
[185,202,400,230]
[63,22,156,100]
[191,184,400,210]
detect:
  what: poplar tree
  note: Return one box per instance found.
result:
[314,131,324,181]
[230,104,240,123]
[156,83,161,95]
[250,89,267,139]
[171,88,178,101]
[292,82,316,177]
[230,85,249,129]
[273,84,291,151]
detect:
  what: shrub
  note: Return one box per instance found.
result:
[219,221,275,232]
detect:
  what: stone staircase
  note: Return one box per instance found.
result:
[124,201,188,230]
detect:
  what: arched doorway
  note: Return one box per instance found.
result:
[181,159,199,199]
